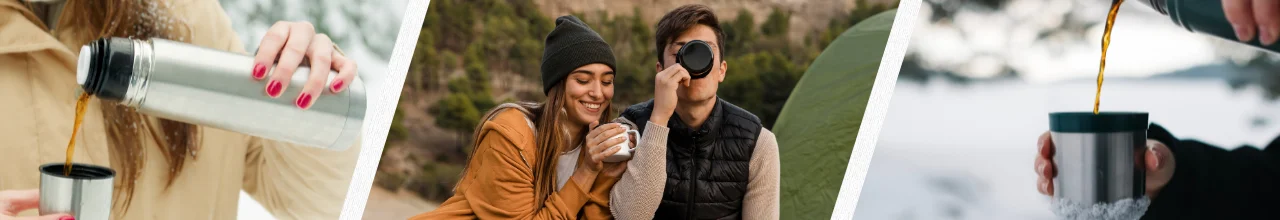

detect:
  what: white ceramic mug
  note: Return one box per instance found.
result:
[603,125,640,162]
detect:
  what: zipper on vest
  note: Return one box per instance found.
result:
[687,135,700,219]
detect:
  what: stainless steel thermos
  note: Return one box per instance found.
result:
[1049,112,1148,204]
[1138,0,1280,54]
[39,163,114,220]
[76,37,364,150]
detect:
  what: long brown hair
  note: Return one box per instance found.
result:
[54,0,200,215]
[457,83,611,210]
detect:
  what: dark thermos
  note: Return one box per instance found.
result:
[1139,0,1280,54]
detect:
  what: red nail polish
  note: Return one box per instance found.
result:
[266,80,283,97]
[331,80,344,93]
[60,216,75,220]
[296,93,312,109]
[253,63,267,79]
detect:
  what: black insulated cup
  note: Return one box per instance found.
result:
[677,40,715,79]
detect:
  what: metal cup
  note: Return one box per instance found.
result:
[1049,112,1148,205]
[39,163,115,220]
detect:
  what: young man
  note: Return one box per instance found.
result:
[609,4,780,220]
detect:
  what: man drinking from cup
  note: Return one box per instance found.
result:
[605,4,781,220]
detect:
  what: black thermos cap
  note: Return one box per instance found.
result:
[79,37,135,102]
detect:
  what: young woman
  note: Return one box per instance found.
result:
[410,15,630,219]
[0,0,360,219]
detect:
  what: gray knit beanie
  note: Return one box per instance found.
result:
[541,15,617,95]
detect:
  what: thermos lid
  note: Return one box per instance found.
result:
[78,37,135,102]
[1049,112,1149,133]
[77,45,91,86]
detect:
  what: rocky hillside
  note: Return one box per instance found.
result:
[532,0,897,42]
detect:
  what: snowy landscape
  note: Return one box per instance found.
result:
[855,78,1280,220]
[853,0,1280,219]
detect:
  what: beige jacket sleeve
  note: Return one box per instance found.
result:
[608,118,669,220]
[745,128,780,220]
[242,138,362,219]
[173,1,362,219]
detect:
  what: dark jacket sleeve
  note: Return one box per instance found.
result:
[1140,123,1280,219]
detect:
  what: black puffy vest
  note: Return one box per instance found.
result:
[621,98,762,220]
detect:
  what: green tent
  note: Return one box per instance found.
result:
[775,9,897,220]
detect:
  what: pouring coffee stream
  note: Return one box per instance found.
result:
[64,92,90,176]
[1096,0,1124,115]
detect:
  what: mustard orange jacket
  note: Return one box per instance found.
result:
[410,108,619,219]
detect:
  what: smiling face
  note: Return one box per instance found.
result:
[562,63,615,126]
[659,24,726,103]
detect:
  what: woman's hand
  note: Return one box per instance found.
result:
[582,122,628,172]
[1223,0,1280,45]
[252,21,358,109]
[1034,131,1176,199]
[570,122,628,188]
[0,189,73,220]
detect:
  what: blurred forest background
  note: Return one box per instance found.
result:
[366,0,896,218]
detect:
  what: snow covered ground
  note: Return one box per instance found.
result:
[853,78,1280,220]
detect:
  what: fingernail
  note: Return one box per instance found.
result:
[1264,26,1278,45]
[296,93,312,109]
[330,80,344,93]
[1234,25,1253,42]
[60,216,75,220]
[266,80,283,98]
[253,63,267,79]
[1152,150,1161,168]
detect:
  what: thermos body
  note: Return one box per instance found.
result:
[78,38,364,150]
[1140,0,1280,54]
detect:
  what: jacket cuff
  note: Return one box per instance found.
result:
[556,178,593,215]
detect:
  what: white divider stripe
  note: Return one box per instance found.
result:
[828,0,921,219]
[337,0,429,219]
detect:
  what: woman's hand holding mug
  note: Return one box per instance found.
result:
[571,122,627,187]
[584,122,628,171]
[0,189,73,220]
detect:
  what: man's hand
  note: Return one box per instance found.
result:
[1034,131,1176,199]
[652,64,690,126]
